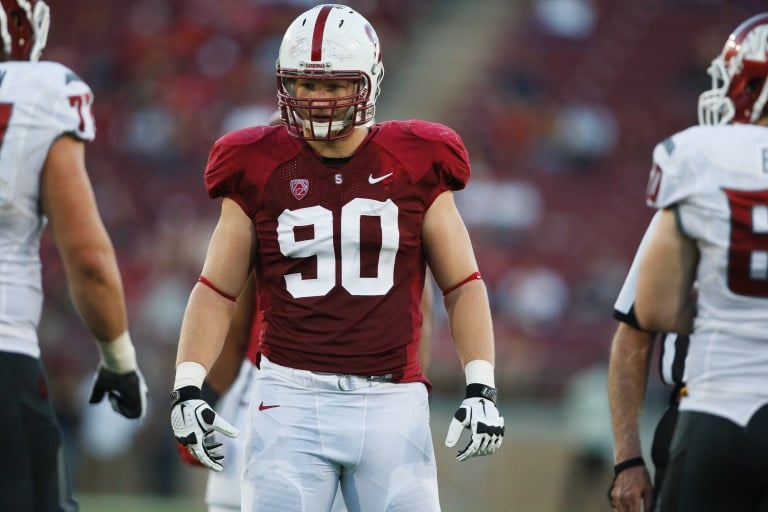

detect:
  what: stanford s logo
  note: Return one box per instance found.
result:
[290,179,309,200]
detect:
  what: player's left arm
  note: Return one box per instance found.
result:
[418,274,434,374]
[423,192,493,365]
[634,208,698,333]
[422,190,504,461]
[42,135,146,420]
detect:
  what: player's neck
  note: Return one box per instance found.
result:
[306,127,369,158]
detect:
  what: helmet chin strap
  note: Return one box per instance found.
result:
[303,118,349,138]
[300,105,355,139]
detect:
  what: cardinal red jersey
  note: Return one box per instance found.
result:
[205,120,469,387]
[245,279,266,366]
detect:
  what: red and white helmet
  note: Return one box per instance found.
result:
[276,4,384,140]
[698,12,768,125]
[0,0,49,62]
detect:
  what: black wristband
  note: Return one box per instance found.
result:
[613,456,645,476]
[607,456,646,507]
[170,385,201,406]
[200,381,221,405]
[465,383,497,404]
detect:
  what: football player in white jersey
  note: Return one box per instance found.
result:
[608,212,690,512]
[170,4,504,512]
[0,2,147,511]
[634,12,768,511]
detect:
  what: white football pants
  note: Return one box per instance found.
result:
[240,356,441,512]
[205,360,348,512]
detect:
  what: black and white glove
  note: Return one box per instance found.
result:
[170,385,239,472]
[89,366,148,419]
[445,384,505,461]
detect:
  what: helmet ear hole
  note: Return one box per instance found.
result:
[746,78,762,94]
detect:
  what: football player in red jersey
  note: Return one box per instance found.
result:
[170,4,503,511]
[180,272,434,512]
[0,1,147,510]
[633,12,768,512]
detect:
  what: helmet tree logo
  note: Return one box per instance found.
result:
[290,179,309,200]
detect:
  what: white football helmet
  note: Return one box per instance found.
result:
[0,0,49,62]
[698,12,768,125]
[276,4,384,140]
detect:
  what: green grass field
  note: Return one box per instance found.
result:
[77,494,501,512]
[78,495,205,512]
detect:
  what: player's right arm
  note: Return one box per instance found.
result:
[205,272,256,396]
[41,136,127,346]
[175,270,255,468]
[175,198,255,371]
[171,197,255,471]
[607,213,661,511]
[635,209,698,333]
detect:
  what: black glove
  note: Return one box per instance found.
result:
[89,366,148,419]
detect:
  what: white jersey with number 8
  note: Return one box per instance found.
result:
[646,123,768,425]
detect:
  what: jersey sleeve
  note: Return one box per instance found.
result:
[613,212,661,329]
[645,128,701,209]
[405,121,471,205]
[204,136,254,217]
[435,124,470,191]
[203,132,256,218]
[47,65,96,141]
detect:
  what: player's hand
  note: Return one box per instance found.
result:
[608,464,654,511]
[445,384,505,461]
[175,439,205,467]
[175,437,226,469]
[170,385,239,472]
[88,366,148,419]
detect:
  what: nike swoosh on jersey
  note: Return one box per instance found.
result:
[368,172,393,184]
[258,401,280,411]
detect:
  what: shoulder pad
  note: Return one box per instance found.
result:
[647,126,712,208]
[377,120,471,190]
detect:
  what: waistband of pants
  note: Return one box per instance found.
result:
[260,355,394,392]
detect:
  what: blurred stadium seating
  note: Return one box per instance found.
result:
[37,0,766,510]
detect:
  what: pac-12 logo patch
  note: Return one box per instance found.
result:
[290,179,309,200]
